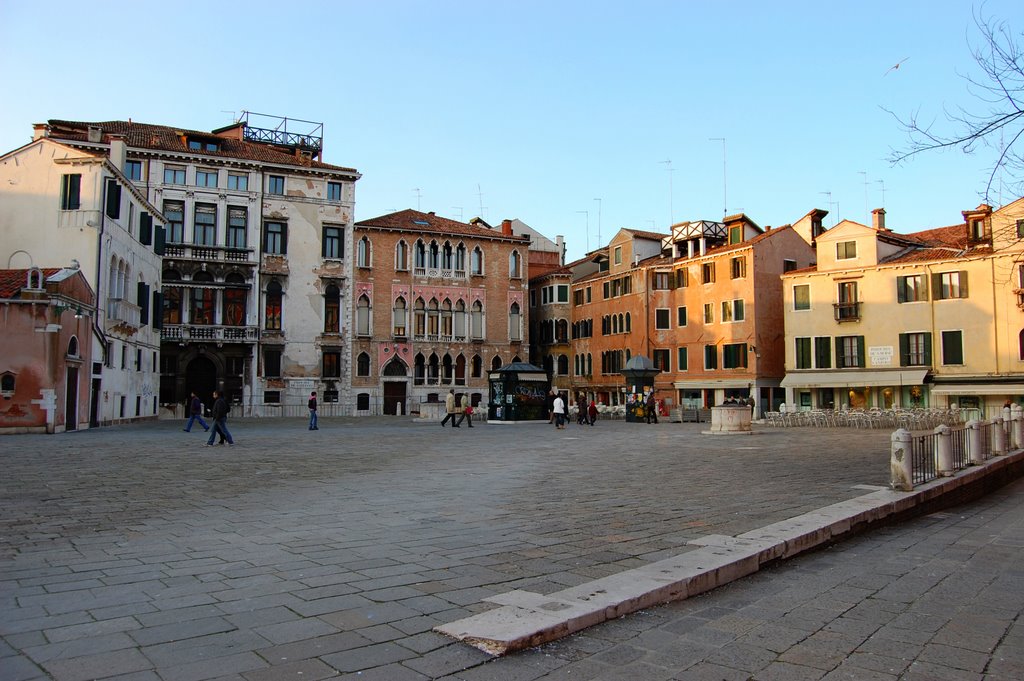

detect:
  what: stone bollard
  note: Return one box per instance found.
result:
[935,424,954,476]
[992,417,1007,456]
[967,420,985,465]
[1012,404,1023,450]
[891,429,914,491]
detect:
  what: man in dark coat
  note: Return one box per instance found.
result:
[206,390,235,446]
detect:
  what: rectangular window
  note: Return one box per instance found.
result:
[933,271,968,300]
[704,345,718,370]
[729,225,742,244]
[614,246,622,265]
[722,343,748,369]
[264,348,282,378]
[783,259,797,273]
[196,169,217,188]
[557,284,569,303]
[586,286,591,303]
[836,335,865,368]
[652,272,673,290]
[676,268,689,288]
[733,299,745,321]
[941,330,964,365]
[227,207,247,248]
[653,349,671,372]
[323,225,343,259]
[573,289,584,306]
[161,201,184,244]
[702,262,716,284]
[263,221,287,255]
[677,346,688,372]
[703,303,714,324]
[655,308,670,330]
[730,256,746,279]
[899,332,932,366]
[227,173,248,191]
[60,173,82,210]
[793,284,810,310]
[124,160,143,181]
[1017,219,1024,239]
[105,179,121,219]
[267,175,285,195]
[815,337,832,369]
[531,290,538,308]
[836,241,857,259]
[164,166,186,185]
[677,306,687,327]
[327,181,342,201]
[721,300,733,323]
[193,203,217,245]
[603,281,610,299]
[323,351,341,378]
[795,337,812,369]
[836,281,859,321]
[264,390,281,404]
[897,274,928,303]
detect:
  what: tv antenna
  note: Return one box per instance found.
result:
[451,206,463,221]
[876,179,886,207]
[819,191,839,226]
[412,188,422,211]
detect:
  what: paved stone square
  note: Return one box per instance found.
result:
[2,416,1004,680]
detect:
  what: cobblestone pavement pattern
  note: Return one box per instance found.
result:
[0,417,1018,680]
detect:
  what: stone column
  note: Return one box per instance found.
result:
[891,429,914,492]
[992,418,1007,456]
[935,424,953,476]
[967,420,985,465]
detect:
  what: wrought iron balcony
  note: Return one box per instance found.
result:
[163,243,255,264]
[161,324,260,343]
[833,301,861,322]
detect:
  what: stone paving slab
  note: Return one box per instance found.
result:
[0,417,1019,680]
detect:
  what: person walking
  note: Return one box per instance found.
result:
[456,393,474,428]
[308,391,319,430]
[588,400,598,426]
[206,390,235,446]
[183,392,209,432]
[547,389,556,424]
[577,394,588,425]
[553,392,566,429]
[646,392,659,424]
[441,389,460,427]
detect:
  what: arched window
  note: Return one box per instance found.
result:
[0,373,14,395]
[414,240,426,270]
[441,299,453,338]
[454,300,467,339]
[414,353,426,385]
[509,302,522,341]
[442,353,454,384]
[455,243,466,274]
[224,272,247,327]
[612,315,619,334]
[587,353,593,376]
[395,240,409,271]
[471,246,483,275]
[323,284,341,333]
[544,355,553,375]
[455,354,467,384]
[471,300,484,339]
[357,352,371,377]
[414,297,426,337]
[356,294,371,336]
[429,241,440,269]
[625,312,631,332]
[471,354,482,378]
[558,354,569,375]
[163,287,182,325]
[556,319,568,343]
[574,354,580,376]
[512,354,522,363]
[67,336,79,357]
[393,297,407,337]
[384,357,407,376]
[426,298,440,337]
[509,250,521,278]
[265,280,282,330]
[442,242,453,271]
[428,353,440,384]
[357,236,371,268]
[491,355,503,371]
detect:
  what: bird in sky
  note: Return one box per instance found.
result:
[884,57,909,76]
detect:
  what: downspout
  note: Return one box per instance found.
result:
[92,172,110,427]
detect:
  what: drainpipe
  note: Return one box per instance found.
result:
[92,171,110,427]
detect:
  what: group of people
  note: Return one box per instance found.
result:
[440,389,475,428]
[548,390,599,429]
[182,390,234,445]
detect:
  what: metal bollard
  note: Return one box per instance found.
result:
[992,417,1007,456]
[935,424,953,476]
[891,428,914,491]
[967,420,985,465]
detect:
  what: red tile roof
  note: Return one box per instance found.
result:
[355,209,529,242]
[623,228,669,241]
[45,119,359,175]
[0,268,60,298]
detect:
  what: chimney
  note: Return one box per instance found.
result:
[87,125,102,143]
[871,208,886,231]
[501,219,513,236]
[109,135,127,171]
[32,123,50,141]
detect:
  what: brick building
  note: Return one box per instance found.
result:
[351,210,531,414]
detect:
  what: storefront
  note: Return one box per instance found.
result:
[780,370,929,410]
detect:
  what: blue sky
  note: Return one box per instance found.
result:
[1,1,1019,261]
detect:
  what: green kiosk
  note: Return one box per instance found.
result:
[488,362,550,422]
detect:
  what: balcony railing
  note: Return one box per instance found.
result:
[107,298,141,327]
[161,324,260,343]
[164,243,255,264]
[413,333,469,343]
[412,267,467,280]
[833,301,860,322]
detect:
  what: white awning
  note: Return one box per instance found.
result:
[780,369,928,389]
[930,384,1024,395]
[673,379,753,390]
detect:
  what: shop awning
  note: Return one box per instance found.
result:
[780,369,928,389]
[929,383,1024,395]
[673,379,754,390]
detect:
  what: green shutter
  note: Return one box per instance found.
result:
[899,333,909,366]
[857,336,866,367]
[152,291,163,330]
[139,212,152,245]
[921,275,929,301]
[896,277,907,303]
[932,272,943,299]
[154,226,165,255]
[923,333,933,366]
[137,282,150,326]
[836,339,845,367]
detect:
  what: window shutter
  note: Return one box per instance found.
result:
[959,271,968,298]
[899,333,909,366]
[836,339,845,368]
[152,291,163,330]
[857,336,866,368]
[139,212,152,245]
[931,273,942,299]
[923,332,933,366]
[154,225,165,255]
[896,277,907,303]
[137,282,150,326]
[921,275,929,301]
[105,180,121,219]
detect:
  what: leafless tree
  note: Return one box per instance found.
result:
[886,9,1024,203]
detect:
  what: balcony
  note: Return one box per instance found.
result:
[164,243,255,264]
[413,333,469,343]
[833,301,860,322]
[161,324,260,344]
[107,298,141,330]
[413,267,467,280]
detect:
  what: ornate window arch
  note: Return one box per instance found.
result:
[509,250,521,278]
[395,239,409,271]
[324,284,341,333]
[471,246,484,275]
[357,236,372,268]
[393,296,407,337]
[557,354,569,375]
[471,300,484,339]
[509,302,522,341]
[357,352,371,377]
[455,242,467,274]
[356,294,371,336]
[265,279,283,330]
[414,239,427,270]
[414,297,426,337]
[471,354,483,378]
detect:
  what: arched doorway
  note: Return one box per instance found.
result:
[186,356,217,412]
[382,357,408,415]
